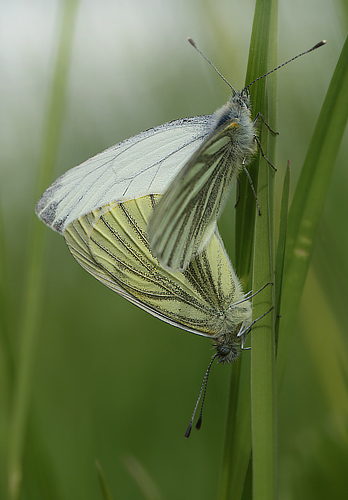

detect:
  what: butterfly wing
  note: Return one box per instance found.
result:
[35,116,211,233]
[147,113,256,272]
[63,195,245,337]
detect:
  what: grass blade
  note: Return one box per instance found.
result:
[218,1,278,499]
[274,163,290,344]
[96,461,115,500]
[250,2,278,499]
[124,454,165,500]
[277,35,348,384]
[6,2,80,498]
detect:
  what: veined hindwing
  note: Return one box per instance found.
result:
[63,195,249,338]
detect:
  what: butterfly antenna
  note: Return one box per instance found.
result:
[185,354,217,438]
[244,40,326,92]
[188,38,237,95]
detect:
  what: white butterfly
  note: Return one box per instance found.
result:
[147,91,257,272]
[37,38,325,264]
[37,89,257,276]
[147,38,326,271]
[37,189,253,363]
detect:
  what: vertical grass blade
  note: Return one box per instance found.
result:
[218,357,252,500]
[250,1,278,499]
[302,269,348,442]
[96,461,115,500]
[277,35,348,385]
[124,454,165,500]
[6,2,80,498]
[0,208,12,494]
[218,1,278,499]
[0,210,11,363]
[274,163,290,344]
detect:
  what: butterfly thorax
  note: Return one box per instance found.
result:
[209,93,257,162]
[210,92,250,126]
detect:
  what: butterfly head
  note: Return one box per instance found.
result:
[212,329,243,364]
[212,309,252,364]
[235,89,251,109]
[211,91,252,130]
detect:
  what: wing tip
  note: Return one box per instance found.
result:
[35,197,67,233]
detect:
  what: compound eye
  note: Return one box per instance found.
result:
[241,89,250,101]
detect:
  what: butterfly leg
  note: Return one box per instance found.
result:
[234,178,241,209]
[241,342,251,351]
[237,306,275,339]
[253,112,279,135]
[242,161,261,215]
[244,282,273,301]
[253,135,277,172]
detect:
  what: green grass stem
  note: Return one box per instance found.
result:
[218,1,278,498]
[249,2,278,500]
[277,34,348,386]
[274,164,290,345]
[6,2,80,498]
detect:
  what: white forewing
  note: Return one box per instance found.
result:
[36,116,212,233]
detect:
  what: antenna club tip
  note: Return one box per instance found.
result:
[313,40,327,50]
[187,37,197,48]
[195,416,202,430]
[184,424,192,438]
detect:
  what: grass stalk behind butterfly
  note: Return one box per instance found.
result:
[218,1,278,499]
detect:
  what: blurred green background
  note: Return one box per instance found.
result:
[0,0,347,499]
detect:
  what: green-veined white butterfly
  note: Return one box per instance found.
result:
[36,38,325,240]
[37,186,254,435]
[148,38,326,271]
[37,190,256,436]
[36,192,252,363]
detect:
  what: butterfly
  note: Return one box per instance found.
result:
[37,38,325,263]
[147,87,257,272]
[147,38,326,271]
[36,190,252,364]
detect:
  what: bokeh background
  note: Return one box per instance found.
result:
[0,0,347,499]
